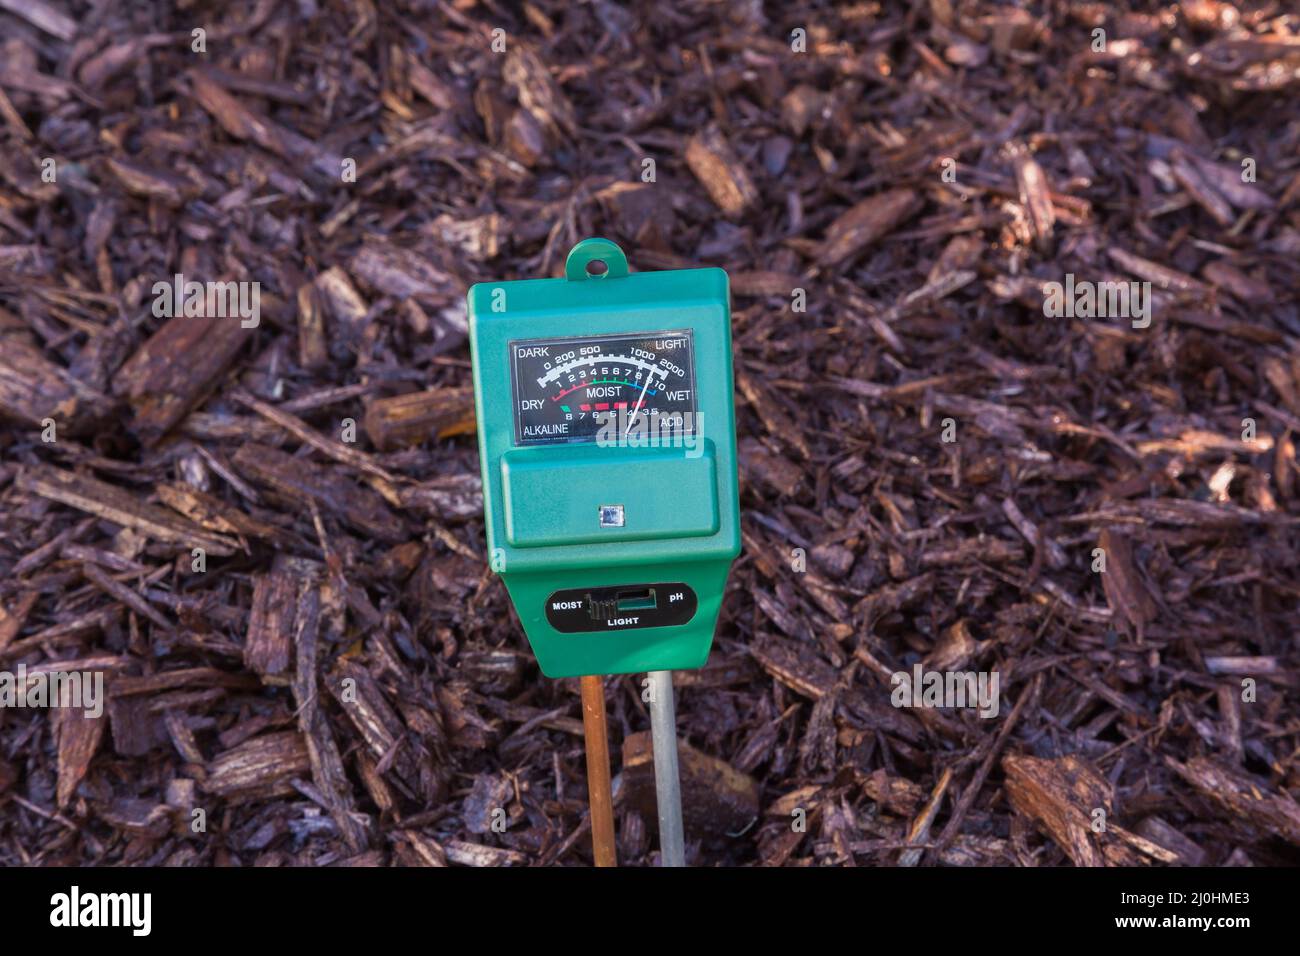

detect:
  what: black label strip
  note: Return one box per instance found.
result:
[544,583,697,632]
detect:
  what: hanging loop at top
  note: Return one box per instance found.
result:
[564,238,629,281]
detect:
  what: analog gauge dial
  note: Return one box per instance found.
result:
[510,330,698,445]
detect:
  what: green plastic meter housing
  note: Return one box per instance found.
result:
[468,238,740,678]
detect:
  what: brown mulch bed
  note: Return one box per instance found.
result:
[1,1,1298,866]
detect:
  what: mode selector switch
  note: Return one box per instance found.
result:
[586,594,618,622]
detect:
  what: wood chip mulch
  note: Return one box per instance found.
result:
[1,1,1298,866]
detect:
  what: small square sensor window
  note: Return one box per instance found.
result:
[599,505,625,528]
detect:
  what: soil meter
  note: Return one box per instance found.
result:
[468,238,740,678]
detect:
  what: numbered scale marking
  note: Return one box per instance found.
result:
[509,330,698,445]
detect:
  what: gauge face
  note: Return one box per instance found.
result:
[510,330,697,445]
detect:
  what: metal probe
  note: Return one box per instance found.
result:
[647,669,685,867]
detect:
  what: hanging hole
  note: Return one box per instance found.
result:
[586,259,608,277]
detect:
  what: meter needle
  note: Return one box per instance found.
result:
[624,372,655,437]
